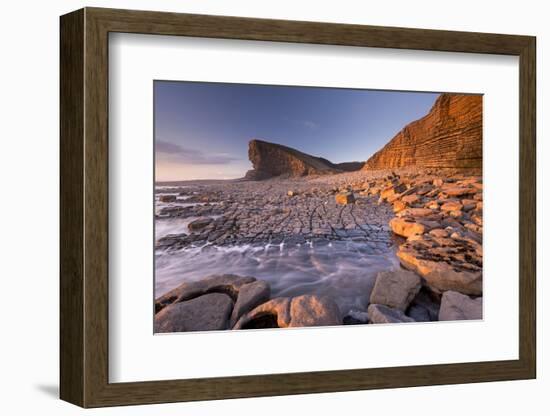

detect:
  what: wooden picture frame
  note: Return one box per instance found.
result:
[60,7,536,408]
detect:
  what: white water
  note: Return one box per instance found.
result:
[155,226,399,317]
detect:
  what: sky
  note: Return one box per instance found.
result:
[154,81,439,181]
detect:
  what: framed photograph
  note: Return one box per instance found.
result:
[60,7,536,407]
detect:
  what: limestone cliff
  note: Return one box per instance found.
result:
[364,94,482,170]
[245,139,363,180]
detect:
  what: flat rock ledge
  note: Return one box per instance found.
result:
[372,172,483,299]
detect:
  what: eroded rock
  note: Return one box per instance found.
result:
[234,295,341,329]
[229,280,271,327]
[439,290,482,321]
[370,269,421,311]
[397,243,482,295]
[154,293,233,333]
[390,217,425,238]
[368,304,415,324]
[155,274,256,312]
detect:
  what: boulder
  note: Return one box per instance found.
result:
[154,293,233,333]
[343,309,369,325]
[289,295,341,327]
[402,194,420,205]
[335,192,355,205]
[429,228,448,238]
[229,280,271,327]
[407,305,432,322]
[439,291,482,321]
[370,270,422,311]
[155,274,256,312]
[234,295,341,329]
[440,201,462,212]
[188,217,213,231]
[393,200,407,213]
[441,186,475,197]
[233,298,292,329]
[367,304,415,324]
[159,194,177,203]
[397,208,435,218]
[390,217,425,238]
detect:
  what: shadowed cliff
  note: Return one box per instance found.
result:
[245,139,364,180]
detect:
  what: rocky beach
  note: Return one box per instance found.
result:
[154,93,483,332]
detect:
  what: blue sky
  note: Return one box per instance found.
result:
[154,81,439,181]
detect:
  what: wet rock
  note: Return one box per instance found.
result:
[439,291,482,321]
[407,305,432,322]
[155,274,256,312]
[343,309,369,325]
[390,217,425,238]
[230,280,271,327]
[408,288,440,321]
[159,194,177,203]
[188,217,213,231]
[370,269,422,311]
[368,304,415,324]
[335,192,355,205]
[154,293,233,333]
[156,233,188,250]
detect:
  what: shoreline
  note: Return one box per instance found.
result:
[154,167,483,331]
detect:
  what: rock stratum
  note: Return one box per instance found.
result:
[364,94,482,170]
[245,139,364,180]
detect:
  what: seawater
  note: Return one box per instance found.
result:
[154,191,400,316]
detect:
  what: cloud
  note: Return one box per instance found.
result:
[282,116,319,130]
[156,140,240,165]
[301,120,319,130]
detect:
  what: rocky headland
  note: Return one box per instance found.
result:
[154,93,483,332]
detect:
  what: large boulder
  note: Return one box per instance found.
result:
[234,295,341,329]
[229,280,271,327]
[367,304,415,324]
[439,291,482,321]
[370,269,422,311]
[233,298,291,329]
[154,293,233,333]
[155,274,256,313]
[289,295,341,327]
